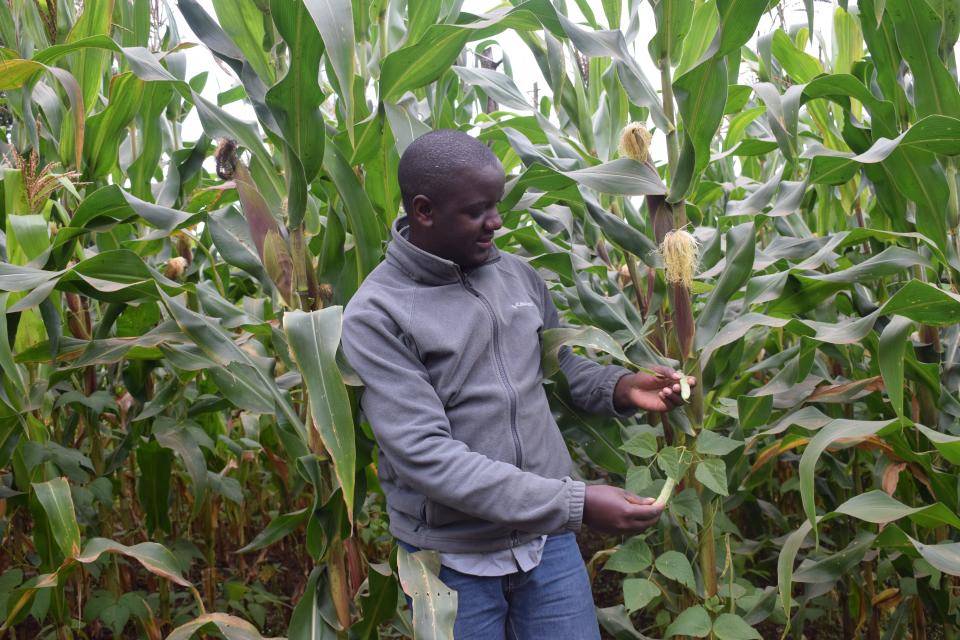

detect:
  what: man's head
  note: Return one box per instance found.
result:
[398,129,505,268]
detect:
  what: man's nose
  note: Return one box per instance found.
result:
[485,210,503,230]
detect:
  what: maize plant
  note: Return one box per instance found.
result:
[1,0,959,638]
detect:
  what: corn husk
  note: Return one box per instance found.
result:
[263,229,294,305]
[658,230,698,360]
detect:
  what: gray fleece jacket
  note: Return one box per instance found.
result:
[341,217,634,553]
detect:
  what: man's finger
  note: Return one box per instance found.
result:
[625,503,665,520]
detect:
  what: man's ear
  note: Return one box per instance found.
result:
[411,194,434,227]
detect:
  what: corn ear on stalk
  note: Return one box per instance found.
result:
[619,123,652,164]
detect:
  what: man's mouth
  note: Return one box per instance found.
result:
[477,236,494,248]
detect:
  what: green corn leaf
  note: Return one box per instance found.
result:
[32,477,81,558]
[267,0,326,183]
[167,612,280,640]
[397,548,457,640]
[283,308,356,522]
[834,490,960,530]
[237,508,310,554]
[886,0,960,118]
[65,0,114,114]
[879,315,914,418]
[798,418,901,542]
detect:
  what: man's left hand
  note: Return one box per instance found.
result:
[613,365,697,413]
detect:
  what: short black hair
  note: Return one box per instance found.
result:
[397,129,502,214]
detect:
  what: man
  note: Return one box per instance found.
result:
[341,130,693,639]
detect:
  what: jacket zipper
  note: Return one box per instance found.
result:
[460,273,523,469]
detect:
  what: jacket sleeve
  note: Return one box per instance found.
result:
[341,301,586,534]
[539,278,637,418]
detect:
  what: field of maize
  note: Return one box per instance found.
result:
[1,0,960,637]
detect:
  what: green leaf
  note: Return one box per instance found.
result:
[353,563,398,640]
[695,222,755,348]
[556,12,669,130]
[694,458,728,496]
[655,550,696,590]
[303,0,355,127]
[793,531,876,583]
[563,159,667,195]
[71,185,194,233]
[323,143,384,279]
[266,0,326,183]
[909,538,960,577]
[798,419,900,540]
[621,433,658,459]
[212,0,274,84]
[675,1,719,77]
[778,519,813,632]
[32,477,81,558]
[650,0,694,66]
[771,30,823,82]
[604,536,652,574]
[167,612,276,640]
[882,280,960,325]
[712,613,762,640]
[736,394,773,430]
[886,0,960,118]
[66,0,115,114]
[208,206,274,292]
[160,293,306,442]
[397,548,457,640]
[136,440,173,534]
[807,115,960,183]
[288,566,339,639]
[452,66,531,111]
[716,0,769,57]
[154,425,208,512]
[914,423,960,465]
[664,604,711,638]
[380,5,554,102]
[238,508,309,554]
[83,71,143,178]
[675,55,727,173]
[540,326,630,378]
[834,490,960,530]
[623,578,660,612]
[658,446,691,481]
[283,308,356,522]
[76,537,192,587]
[879,315,914,418]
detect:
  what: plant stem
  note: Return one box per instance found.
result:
[659,64,679,175]
[699,497,718,598]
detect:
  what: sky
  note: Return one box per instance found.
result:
[172,0,837,161]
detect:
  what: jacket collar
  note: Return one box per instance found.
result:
[386,216,501,285]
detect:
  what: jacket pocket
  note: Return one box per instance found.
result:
[424,499,473,527]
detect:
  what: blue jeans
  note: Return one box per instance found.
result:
[399,532,601,640]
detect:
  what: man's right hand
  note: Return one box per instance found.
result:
[582,485,664,534]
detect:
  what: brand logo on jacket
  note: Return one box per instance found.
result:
[511,301,535,309]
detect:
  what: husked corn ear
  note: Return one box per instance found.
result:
[619,123,652,164]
